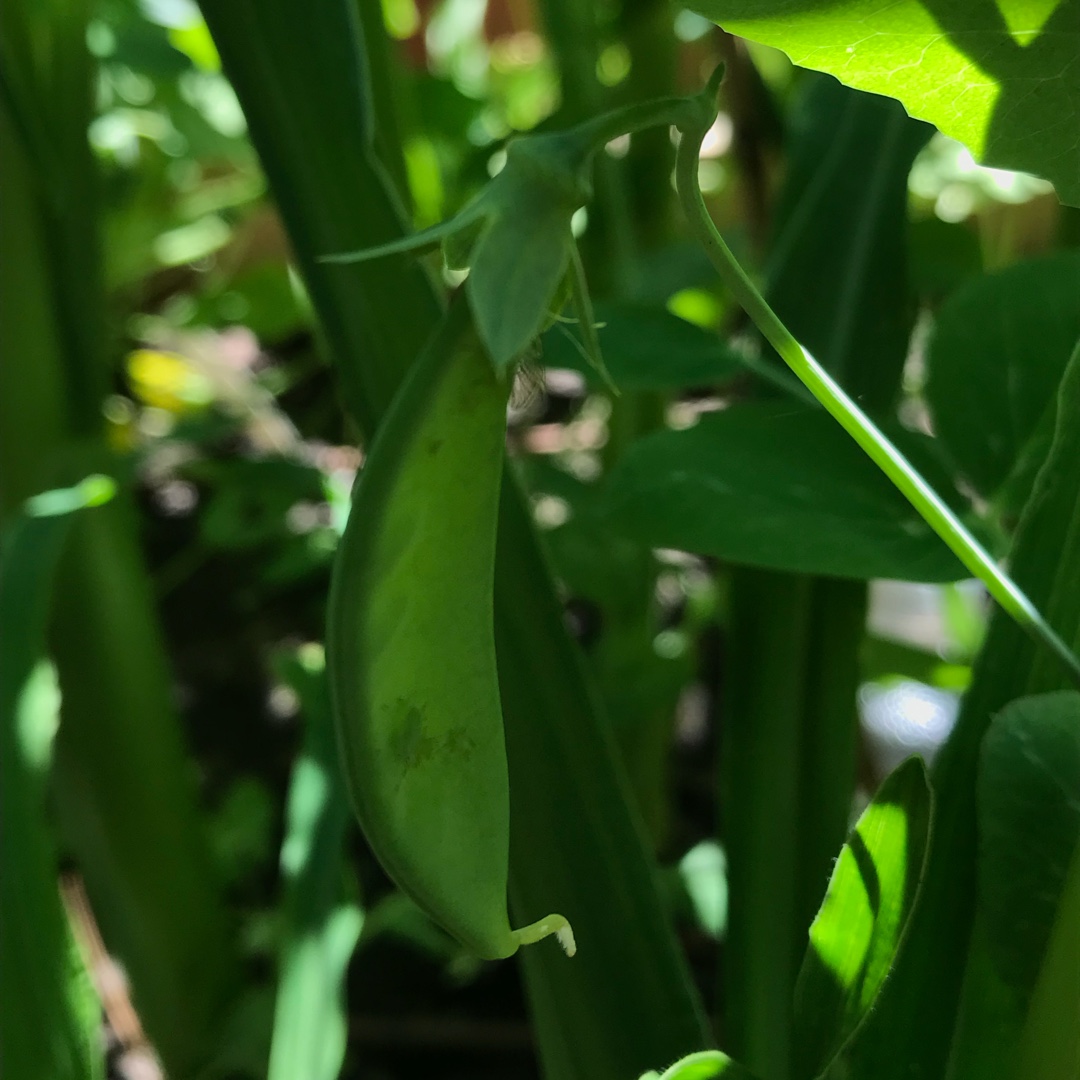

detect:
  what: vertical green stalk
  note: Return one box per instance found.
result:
[794,579,867,934]
[722,570,812,1080]
[2,5,240,1073]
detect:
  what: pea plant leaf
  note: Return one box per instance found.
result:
[688,0,1080,206]
[977,691,1080,1006]
[600,401,975,581]
[540,303,745,390]
[925,251,1080,509]
[321,131,594,372]
[792,756,933,1080]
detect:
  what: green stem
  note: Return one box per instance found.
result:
[674,94,1080,688]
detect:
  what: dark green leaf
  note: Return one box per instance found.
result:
[689,0,1080,205]
[925,252,1080,504]
[793,757,932,1080]
[766,73,931,411]
[540,303,743,390]
[843,341,1080,1079]
[979,690,1080,995]
[601,402,970,581]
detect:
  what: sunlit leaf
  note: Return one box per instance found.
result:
[689,0,1080,206]
[639,1049,761,1080]
[792,756,932,1079]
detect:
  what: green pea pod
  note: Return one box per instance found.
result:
[327,298,573,960]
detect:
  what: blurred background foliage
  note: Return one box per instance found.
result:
[2,0,1078,1078]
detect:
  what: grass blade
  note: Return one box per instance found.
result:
[268,646,362,1080]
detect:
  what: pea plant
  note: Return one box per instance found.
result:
[2,2,1078,1080]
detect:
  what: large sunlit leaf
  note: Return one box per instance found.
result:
[792,757,932,1079]
[689,0,1080,206]
[925,252,1080,507]
[601,402,971,581]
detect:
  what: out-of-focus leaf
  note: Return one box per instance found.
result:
[2,3,242,1071]
[688,0,1080,206]
[639,1049,761,1080]
[268,646,361,1080]
[925,252,1080,505]
[766,73,931,411]
[1,480,113,1080]
[601,402,971,581]
[1016,841,1080,1080]
[908,218,983,304]
[539,303,743,390]
[945,691,1080,1080]
[793,757,932,1079]
[979,691,1080,995]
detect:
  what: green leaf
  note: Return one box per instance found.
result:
[640,1049,762,1080]
[1016,840,1080,1080]
[268,646,361,1080]
[979,691,1080,996]
[944,690,1080,1080]
[842,342,1080,1079]
[793,757,932,1080]
[925,252,1080,505]
[539,303,744,390]
[765,73,931,411]
[688,0,1080,206]
[1,484,111,1080]
[601,402,971,581]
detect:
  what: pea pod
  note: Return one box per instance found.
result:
[327,299,573,959]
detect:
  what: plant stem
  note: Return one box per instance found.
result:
[674,98,1080,688]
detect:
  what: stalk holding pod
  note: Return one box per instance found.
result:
[326,298,573,959]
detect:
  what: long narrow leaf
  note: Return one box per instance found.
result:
[268,647,361,1080]
[0,480,112,1080]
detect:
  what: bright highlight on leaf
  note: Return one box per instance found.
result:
[793,756,933,1079]
[639,1048,762,1080]
[688,0,1080,206]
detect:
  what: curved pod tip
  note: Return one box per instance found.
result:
[513,913,577,957]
